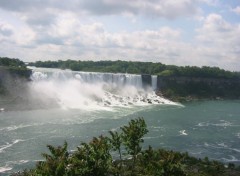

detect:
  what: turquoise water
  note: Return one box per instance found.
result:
[0,100,240,175]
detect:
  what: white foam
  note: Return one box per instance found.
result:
[222,155,240,162]
[204,142,210,147]
[231,148,240,153]
[150,126,165,132]
[0,166,12,173]
[0,160,30,173]
[0,139,24,153]
[143,136,163,139]
[0,124,33,132]
[204,142,240,153]
[179,130,188,136]
[7,160,29,165]
[218,143,228,148]
[236,132,240,138]
[197,120,233,127]
[204,142,226,149]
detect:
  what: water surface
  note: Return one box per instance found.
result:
[0,100,239,175]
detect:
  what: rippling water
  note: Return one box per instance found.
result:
[0,100,240,175]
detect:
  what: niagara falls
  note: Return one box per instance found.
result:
[1,0,240,175]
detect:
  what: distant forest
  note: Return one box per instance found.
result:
[29,59,240,79]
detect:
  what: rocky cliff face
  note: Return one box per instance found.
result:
[141,74,152,89]
[157,76,240,88]
[137,74,240,100]
[0,66,31,95]
[156,76,240,101]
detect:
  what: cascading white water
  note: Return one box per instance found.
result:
[151,75,158,91]
[29,67,175,110]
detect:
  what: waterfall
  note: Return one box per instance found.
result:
[32,70,145,89]
[151,75,157,90]
[29,67,175,110]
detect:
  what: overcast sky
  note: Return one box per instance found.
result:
[0,0,239,71]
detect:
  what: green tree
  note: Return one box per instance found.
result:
[35,141,69,176]
[108,131,123,175]
[121,118,148,173]
[69,136,112,176]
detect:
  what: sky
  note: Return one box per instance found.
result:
[0,0,240,71]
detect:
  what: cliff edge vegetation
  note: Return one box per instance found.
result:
[29,60,240,79]
[0,57,31,95]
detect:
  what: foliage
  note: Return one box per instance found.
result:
[121,117,148,172]
[108,130,123,174]
[29,60,240,79]
[34,141,69,176]
[12,118,240,176]
[138,147,186,176]
[0,57,31,78]
[0,57,26,67]
[0,57,31,95]
[158,70,174,76]
[69,136,112,176]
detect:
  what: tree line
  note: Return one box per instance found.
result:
[29,59,240,79]
[1,57,239,79]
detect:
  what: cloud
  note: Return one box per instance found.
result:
[196,14,240,46]
[0,18,36,48]
[0,15,185,63]
[0,0,202,47]
[0,21,13,36]
[195,13,240,70]
[232,6,240,15]
[199,0,220,6]
[35,17,182,53]
[0,0,201,19]
[23,11,57,27]
[80,0,200,19]
[18,11,180,50]
[1,12,239,71]
[0,1,239,71]
[0,0,48,12]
